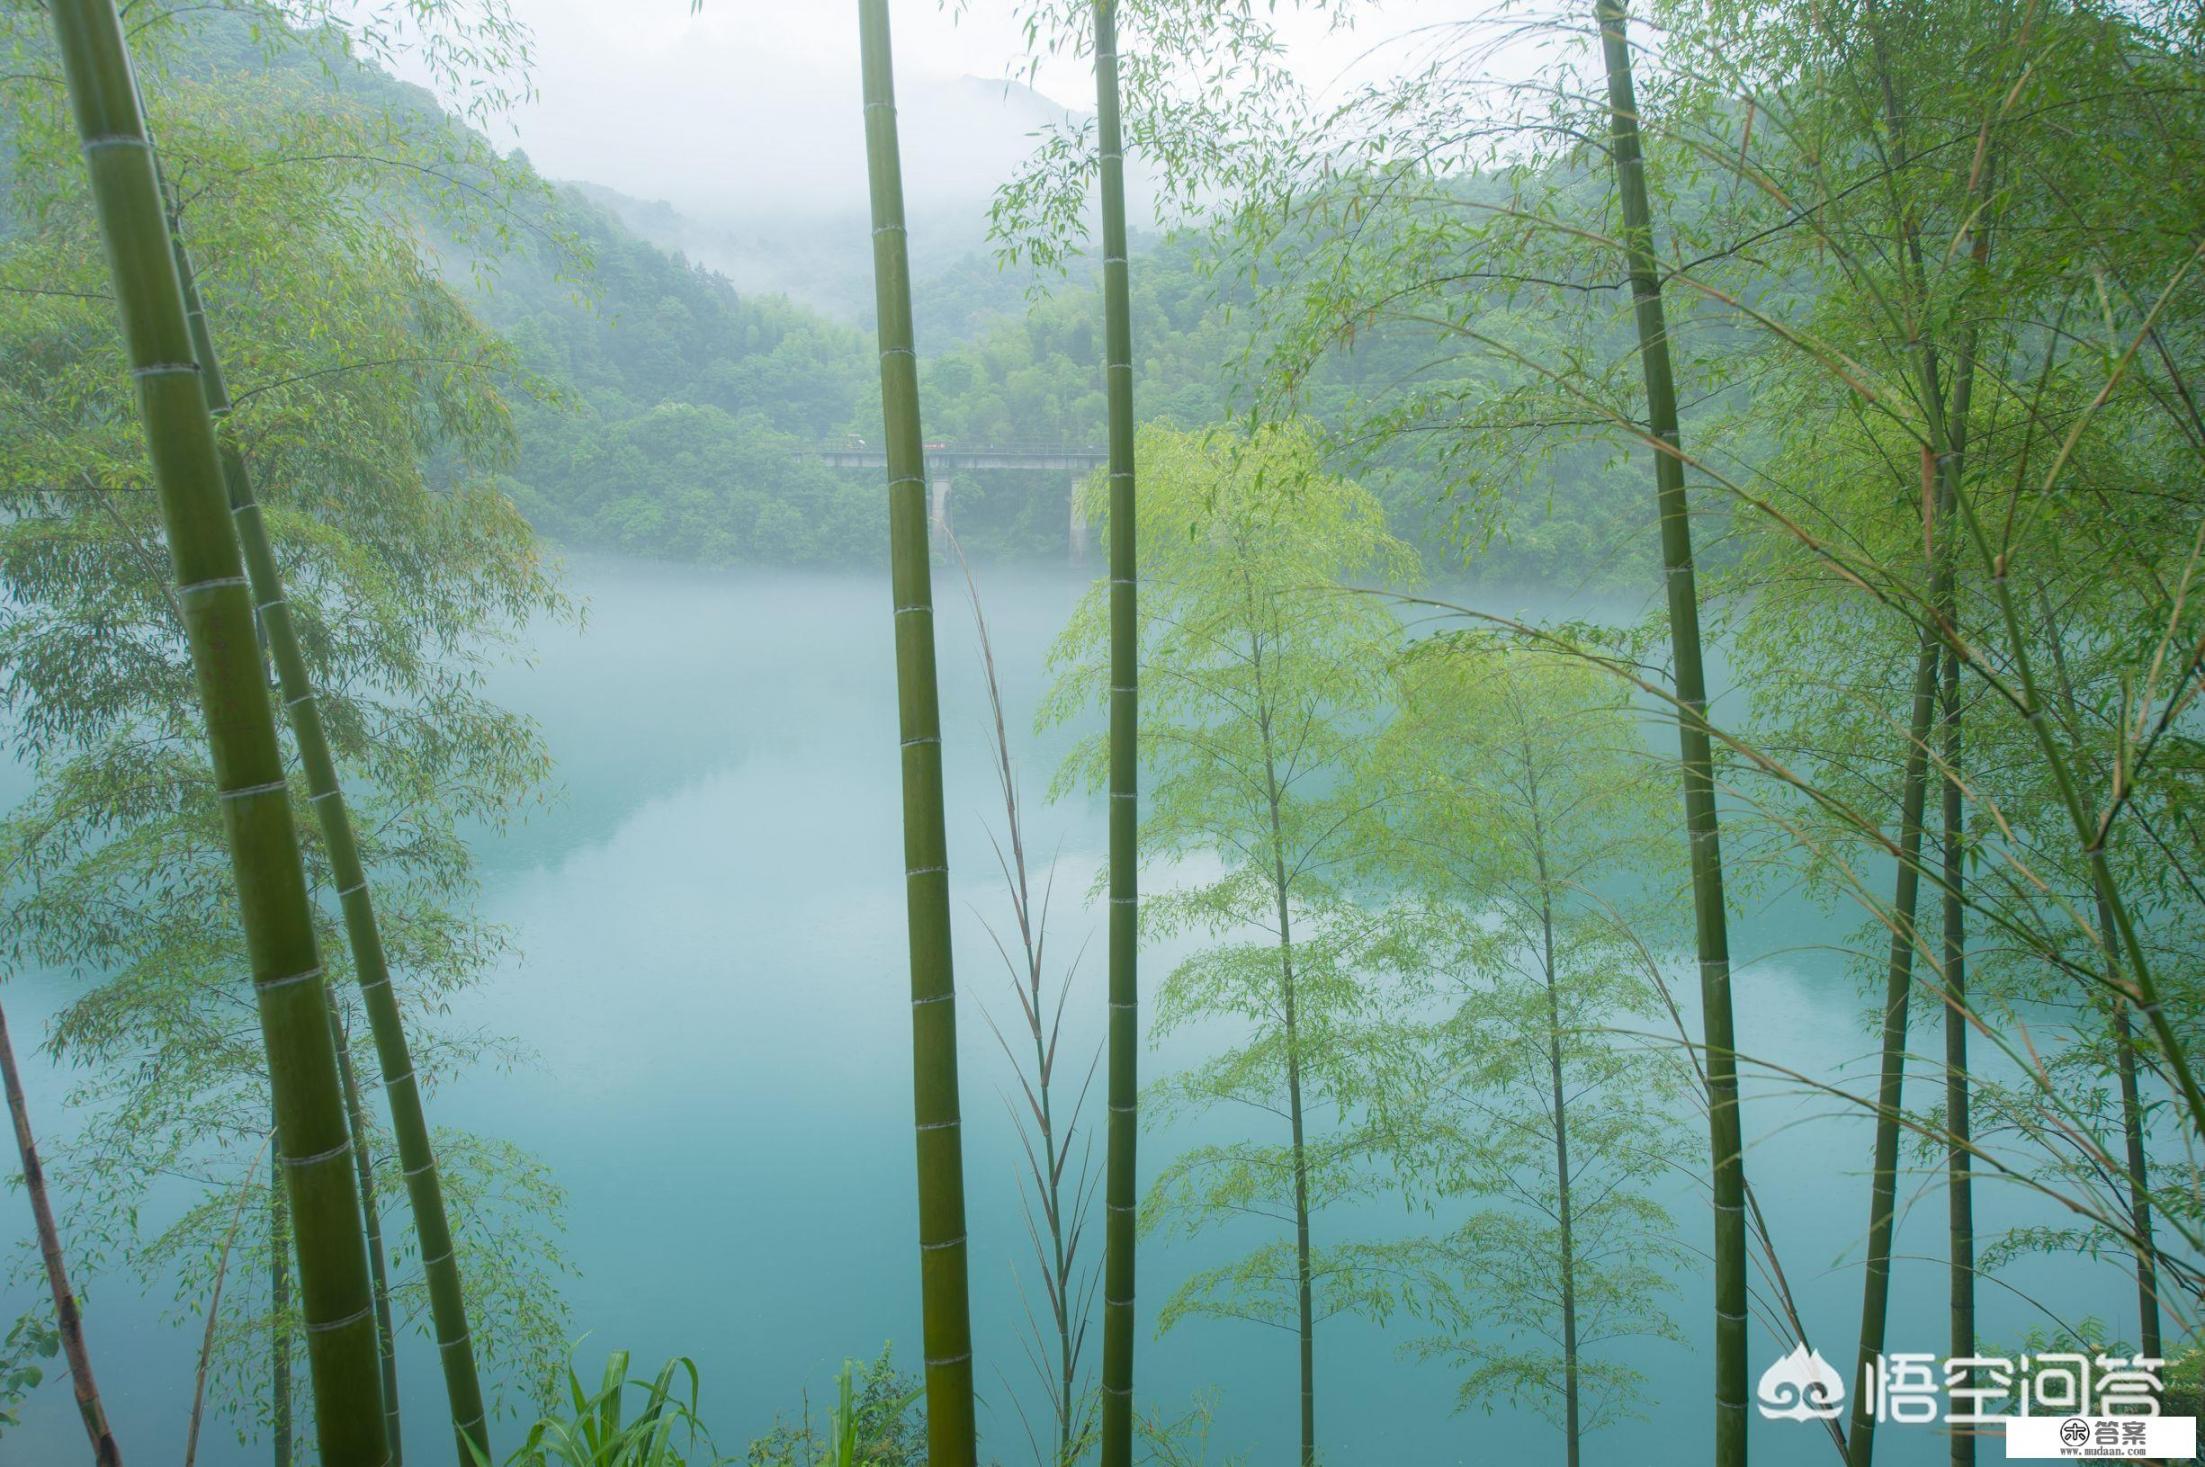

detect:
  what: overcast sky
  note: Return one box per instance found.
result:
[422,2,1504,219]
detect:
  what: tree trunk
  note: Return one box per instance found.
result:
[1093,8,1141,1466]
[0,997,123,1466]
[856,7,978,1464]
[47,5,389,1459]
[1592,6,1747,1460]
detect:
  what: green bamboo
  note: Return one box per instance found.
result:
[1856,313,1978,1467]
[165,195,406,1461]
[1261,758,1318,1467]
[272,1151,293,1467]
[1941,637,1974,1467]
[168,195,489,1464]
[46,4,389,1461]
[856,6,978,1463]
[1593,5,1747,1460]
[1535,869,1581,1467]
[1093,5,1140,1465]
[1933,217,1983,1467]
[1855,28,1980,1451]
[326,996,402,1456]
[2051,639,2156,1366]
[2108,987,2161,1362]
[1847,608,1941,1467]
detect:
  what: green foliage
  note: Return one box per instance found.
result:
[1141,0,2205,1406]
[469,1347,728,1467]
[1637,0,2205,1343]
[1133,1390,1248,1467]
[476,183,882,564]
[743,1348,927,1467]
[0,1308,58,1435]
[484,205,1259,566]
[509,400,882,565]
[129,1128,569,1448]
[1372,640,1691,1438]
[1046,422,1426,1455]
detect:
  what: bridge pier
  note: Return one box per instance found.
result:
[1068,479,1089,563]
[929,475,951,541]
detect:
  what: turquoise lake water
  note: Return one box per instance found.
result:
[0,555,2136,1464]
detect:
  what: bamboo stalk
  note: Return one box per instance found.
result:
[44,4,388,1460]
[1939,281,1980,1467]
[1592,5,1747,1460]
[0,995,122,1466]
[2108,988,2161,1362]
[272,1159,293,1467]
[1854,26,1982,1454]
[1092,6,1141,1465]
[1853,243,1977,1461]
[856,6,978,1463]
[1245,623,1319,1467]
[2042,608,2154,1366]
[168,192,488,1463]
[326,997,401,1457]
[186,1146,266,1467]
[1533,846,1582,1467]
[1847,608,1941,1467]
[1940,634,1974,1467]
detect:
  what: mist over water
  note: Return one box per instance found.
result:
[0,555,2120,1464]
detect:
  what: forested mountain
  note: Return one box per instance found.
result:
[467,184,886,565]
[134,13,1649,581]
[469,172,1663,579]
[5,4,1652,582]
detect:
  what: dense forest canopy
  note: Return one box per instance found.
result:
[0,1,2200,1466]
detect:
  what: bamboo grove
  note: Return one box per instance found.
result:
[3,0,2203,1464]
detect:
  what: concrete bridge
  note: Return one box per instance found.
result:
[807,440,1109,557]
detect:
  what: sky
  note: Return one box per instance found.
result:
[398,2,1509,221]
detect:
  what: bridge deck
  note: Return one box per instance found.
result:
[808,442,1108,473]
